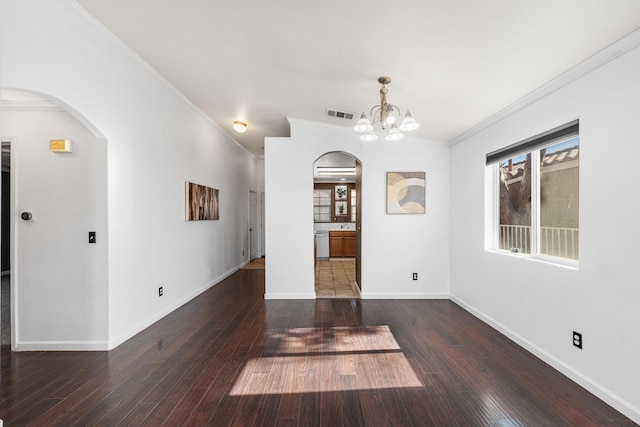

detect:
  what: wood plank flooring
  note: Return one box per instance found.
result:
[0,269,636,426]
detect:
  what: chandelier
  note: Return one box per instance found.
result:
[353,76,420,141]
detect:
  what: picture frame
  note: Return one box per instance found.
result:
[186,181,220,221]
[335,200,348,216]
[334,185,348,200]
[386,172,425,214]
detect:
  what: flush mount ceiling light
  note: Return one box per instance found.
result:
[353,76,420,141]
[233,120,248,133]
[317,167,356,176]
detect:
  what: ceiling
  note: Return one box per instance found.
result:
[71,1,640,159]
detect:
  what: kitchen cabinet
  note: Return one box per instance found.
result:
[343,232,356,257]
[329,232,343,257]
[329,231,356,257]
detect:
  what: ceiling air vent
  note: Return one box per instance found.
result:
[327,109,355,121]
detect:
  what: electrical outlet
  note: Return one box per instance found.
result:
[242,250,245,256]
[412,273,418,280]
[158,286,163,297]
[573,331,582,349]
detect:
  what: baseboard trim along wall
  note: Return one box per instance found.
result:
[449,294,640,425]
[13,341,110,351]
[360,293,449,299]
[107,264,245,350]
[13,263,254,351]
[263,292,449,300]
[264,292,316,300]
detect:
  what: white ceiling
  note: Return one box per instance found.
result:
[74,0,640,158]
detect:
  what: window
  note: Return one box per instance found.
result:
[350,189,357,222]
[313,189,331,222]
[488,120,579,262]
[314,183,355,223]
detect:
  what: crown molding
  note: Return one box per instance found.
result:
[449,27,640,147]
[66,1,255,159]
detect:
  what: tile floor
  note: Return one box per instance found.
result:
[315,258,360,298]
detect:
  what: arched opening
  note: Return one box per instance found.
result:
[312,151,362,298]
[1,88,108,350]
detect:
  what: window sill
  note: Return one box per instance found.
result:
[489,249,579,270]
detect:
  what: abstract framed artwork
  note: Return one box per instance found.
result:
[386,172,426,214]
[186,181,219,221]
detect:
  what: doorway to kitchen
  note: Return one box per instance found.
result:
[313,152,361,299]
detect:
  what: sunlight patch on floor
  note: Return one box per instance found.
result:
[230,325,422,396]
[269,325,401,353]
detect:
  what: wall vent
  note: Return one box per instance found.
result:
[327,109,355,121]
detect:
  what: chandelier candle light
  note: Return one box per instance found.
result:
[353,76,419,141]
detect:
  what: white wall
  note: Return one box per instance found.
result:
[257,160,265,193]
[265,119,449,299]
[257,159,265,257]
[1,0,257,349]
[2,109,108,349]
[449,38,640,422]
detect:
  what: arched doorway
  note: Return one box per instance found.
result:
[1,88,108,350]
[312,151,362,298]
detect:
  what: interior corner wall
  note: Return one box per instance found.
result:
[449,44,640,422]
[265,121,450,299]
[256,159,265,258]
[1,0,257,349]
[257,160,265,193]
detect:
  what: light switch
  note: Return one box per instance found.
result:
[89,231,96,243]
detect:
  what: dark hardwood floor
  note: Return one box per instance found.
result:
[0,269,635,426]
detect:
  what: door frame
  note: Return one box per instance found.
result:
[249,190,259,261]
[312,151,362,296]
[1,137,16,349]
[355,159,362,290]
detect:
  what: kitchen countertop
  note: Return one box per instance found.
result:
[314,223,356,232]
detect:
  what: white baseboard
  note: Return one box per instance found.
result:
[264,292,449,300]
[360,292,449,299]
[264,292,316,300]
[12,264,249,352]
[13,340,109,351]
[450,294,640,425]
[107,264,244,350]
